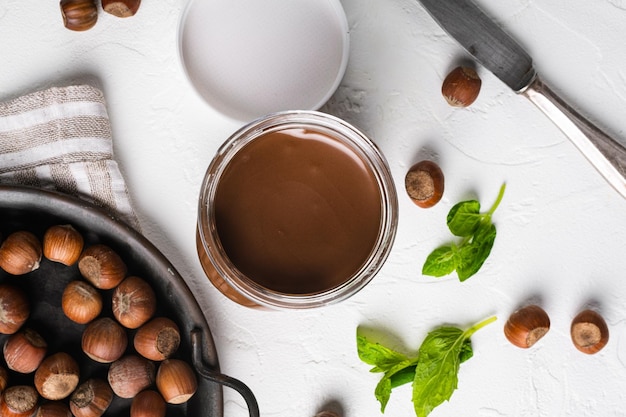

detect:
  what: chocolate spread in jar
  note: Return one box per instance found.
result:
[214,127,382,294]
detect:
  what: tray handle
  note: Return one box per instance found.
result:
[191,328,260,417]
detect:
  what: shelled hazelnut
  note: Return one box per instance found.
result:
[571,309,609,354]
[0,231,42,275]
[69,379,113,417]
[504,305,550,348]
[82,317,128,363]
[130,390,166,417]
[102,0,141,17]
[0,284,30,335]
[4,328,48,373]
[78,244,127,290]
[108,355,156,399]
[134,317,180,361]
[43,225,84,266]
[0,385,39,417]
[156,359,198,404]
[34,352,80,401]
[112,276,157,329]
[61,280,102,324]
[60,0,98,31]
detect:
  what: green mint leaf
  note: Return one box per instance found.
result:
[357,318,495,417]
[390,365,417,388]
[376,358,420,412]
[456,223,496,281]
[357,330,419,412]
[422,246,456,277]
[391,339,472,390]
[375,376,392,412]
[357,333,409,372]
[459,338,473,363]
[411,317,496,417]
[422,184,505,282]
[412,327,464,417]
[446,200,482,237]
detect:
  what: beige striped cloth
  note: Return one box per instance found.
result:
[0,84,140,230]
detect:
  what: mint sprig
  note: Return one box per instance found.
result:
[357,316,496,417]
[422,183,506,281]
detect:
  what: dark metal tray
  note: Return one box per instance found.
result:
[0,185,258,417]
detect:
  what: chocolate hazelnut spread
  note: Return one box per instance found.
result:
[213,127,382,294]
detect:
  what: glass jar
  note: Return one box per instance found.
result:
[197,111,398,309]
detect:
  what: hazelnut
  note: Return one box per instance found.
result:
[0,385,39,417]
[156,359,198,404]
[0,231,42,275]
[0,366,9,393]
[69,379,113,417]
[78,244,127,290]
[61,280,103,324]
[43,225,84,266]
[571,309,609,354]
[60,0,98,31]
[4,328,48,373]
[34,352,80,401]
[504,305,550,348]
[112,276,157,329]
[35,401,71,417]
[102,0,141,17]
[82,317,128,363]
[134,317,181,361]
[0,284,30,335]
[441,66,482,107]
[130,390,166,417]
[107,355,156,399]
[404,160,444,208]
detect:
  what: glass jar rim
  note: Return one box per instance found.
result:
[197,110,398,309]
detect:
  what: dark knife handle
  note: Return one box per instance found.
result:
[523,76,626,198]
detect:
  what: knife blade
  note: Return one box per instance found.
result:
[418,0,626,199]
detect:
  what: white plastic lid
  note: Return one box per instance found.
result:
[178,0,350,122]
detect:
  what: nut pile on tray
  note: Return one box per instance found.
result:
[0,225,197,417]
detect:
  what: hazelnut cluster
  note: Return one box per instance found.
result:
[60,0,141,31]
[0,224,197,417]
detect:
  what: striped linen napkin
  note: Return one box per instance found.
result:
[0,84,140,230]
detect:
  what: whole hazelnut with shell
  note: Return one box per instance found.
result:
[60,0,98,31]
[4,328,47,373]
[43,224,84,266]
[78,244,127,290]
[62,280,103,325]
[102,0,141,17]
[405,160,444,208]
[504,305,550,348]
[112,276,157,329]
[0,231,42,275]
[571,309,609,354]
[34,352,80,401]
[441,66,482,107]
[0,284,30,335]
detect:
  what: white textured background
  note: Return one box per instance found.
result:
[2,0,626,416]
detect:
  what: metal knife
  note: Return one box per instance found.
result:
[417,0,626,199]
